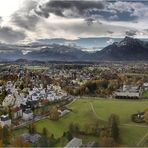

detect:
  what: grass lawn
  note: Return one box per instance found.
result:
[143,91,148,97]
[90,99,148,124]
[16,98,148,146]
[120,125,148,146]
[35,100,98,137]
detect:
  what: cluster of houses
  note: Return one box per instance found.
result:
[48,66,94,87]
[0,80,68,127]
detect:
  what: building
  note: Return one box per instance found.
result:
[65,137,82,148]
[114,85,142,99]
[58,107,70,117]
[0,114,11,127]
[22,109,33,120]
[21,133,41,143]
[12,107,23,119]
[143,83,148,91]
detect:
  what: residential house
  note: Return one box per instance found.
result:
[58,107,70,117]
[12,107,23,119]
[0,114,11,127]
[22,109,33,120]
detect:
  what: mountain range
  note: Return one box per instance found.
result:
[0,36,148,61]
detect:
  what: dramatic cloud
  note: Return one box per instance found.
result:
[0,0,147,44]
[11,0,40,31]
[107,1,148,17]
[0,26,25,43]
[35,0,104,18]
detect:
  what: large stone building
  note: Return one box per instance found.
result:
[114,85,142,99]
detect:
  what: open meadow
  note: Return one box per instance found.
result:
[33,98,148,146]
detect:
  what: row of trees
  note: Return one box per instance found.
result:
[9,113,120,147]
[63,72,147,96]
[0,125,12,146]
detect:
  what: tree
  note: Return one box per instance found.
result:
[144,111,148,124]
[84,123,91,134]
[68,123,80,136]
[66,131,73,141]
[28,123,36,134]
[0,125,3,140]
[108,114,120,142]
[39,128,50,147]
[108,114,120,126]
[99,129,115,147]
[94,119,100,135]
[0,140,3,147]
[2,125,11,144]
[11,136,30,147]
[49,134,55,146]
[50,107,60,121]
[110,121,119,142]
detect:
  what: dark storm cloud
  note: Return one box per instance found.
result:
[125,30,137,36]
[11,1,40,31]
[0,26,25,43]
[35,0,105,18]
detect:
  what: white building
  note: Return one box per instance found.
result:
[65,137,82,148]
[0,114,11,127]
[22,110,33,120]
[114,85,142,99]
[143,83,148,91]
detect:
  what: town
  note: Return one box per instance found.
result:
[0,61,147,147]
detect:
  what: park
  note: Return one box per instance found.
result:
[13,98,148,147]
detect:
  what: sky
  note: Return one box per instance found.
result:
[0,0,148,44]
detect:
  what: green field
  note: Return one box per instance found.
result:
[143,91,148,97]
[14,98,148,146]
[33,98,148,146]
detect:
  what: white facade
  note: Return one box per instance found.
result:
[0,115,11,127]
[3,94,15,107]
[22,110,33,120]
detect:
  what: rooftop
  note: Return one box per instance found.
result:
[65,137,82,148]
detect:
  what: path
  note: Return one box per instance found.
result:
[89,102,106,121]
[136,131,148,146]
[66,98,77,106]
